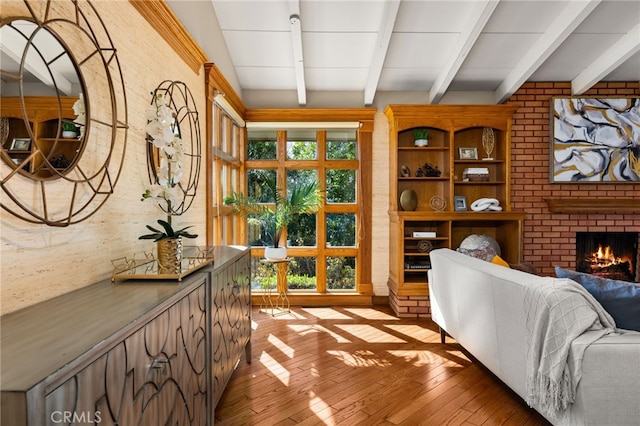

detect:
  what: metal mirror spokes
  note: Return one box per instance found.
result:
[146,81,201,216]
[0,0,128,226]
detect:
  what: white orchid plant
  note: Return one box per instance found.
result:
[72,93,86,137]
[139,92,197,242]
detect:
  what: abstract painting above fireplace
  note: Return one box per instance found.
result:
[576,232,639,282]
[551,97,640,183]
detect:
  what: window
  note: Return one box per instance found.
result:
[245,119,371,295]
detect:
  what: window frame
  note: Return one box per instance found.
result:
[242,109,375,296]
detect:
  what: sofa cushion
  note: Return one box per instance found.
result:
[555,266,640,332]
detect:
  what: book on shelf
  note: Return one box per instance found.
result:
[412,231,436,238]
[404,260,431,270]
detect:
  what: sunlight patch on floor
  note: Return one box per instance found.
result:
[386,350,446,367]
[288,324,351,343]
[301,307,352,320]
[335,324,407,343]
[307,391,335,425]
[384,324,437,342]
[343,307,399,321]
[445,349,472,364]
[268,333,294,358]
[259,350,290,386]
[326,349,391,368]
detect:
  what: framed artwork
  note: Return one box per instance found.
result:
[459,147,478,160]
[454,195,468,211]
[9,137,31,151]
[551,97,639,183]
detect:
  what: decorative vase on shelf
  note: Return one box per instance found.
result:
[400,189,418,211]
[62,130,77,138]
[265,246,287,261]
[157,237,183,274]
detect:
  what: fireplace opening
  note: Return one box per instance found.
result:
[576,232,638,282]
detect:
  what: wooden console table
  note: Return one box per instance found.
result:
[1,246,251,426]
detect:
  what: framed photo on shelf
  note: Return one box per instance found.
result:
[459,147,478,160]
[9,137,31,151]
[551,97,640,183]
[454,195,468,211]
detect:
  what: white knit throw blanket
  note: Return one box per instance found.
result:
[523,277,615,419]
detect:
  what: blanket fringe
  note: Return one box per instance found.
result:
[527,367,574,417]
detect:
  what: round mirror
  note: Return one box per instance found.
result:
[0,0,128,226]
[1,19,87,178]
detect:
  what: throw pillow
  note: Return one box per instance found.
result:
[491,255,510,268]
[509,262,539,275]
[555,266,640,332]
[457,239,497,262]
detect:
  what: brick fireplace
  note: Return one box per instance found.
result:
[508,81,640,277]
[576,232,638,282]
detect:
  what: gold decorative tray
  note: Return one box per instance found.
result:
[111,246,215,282]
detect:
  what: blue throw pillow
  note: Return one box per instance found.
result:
[555,266,640,332]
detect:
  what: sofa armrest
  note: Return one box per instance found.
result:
[569,332,640,426]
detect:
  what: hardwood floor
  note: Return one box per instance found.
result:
[215,305,550,426]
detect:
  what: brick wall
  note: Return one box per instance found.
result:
[506,82,640,278]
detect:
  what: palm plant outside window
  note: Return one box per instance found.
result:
[246,128,359,293]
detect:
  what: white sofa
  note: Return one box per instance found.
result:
[428,248,640,426]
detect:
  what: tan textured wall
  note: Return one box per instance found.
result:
[1,1,208,314]
[371,111,390,296]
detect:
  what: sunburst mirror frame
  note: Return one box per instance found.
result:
[0,0,128,226]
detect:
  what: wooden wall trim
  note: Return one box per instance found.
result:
[545,198,640,213]
[245,108,377,122]
[129,0,208,74]
[205,63,246,116]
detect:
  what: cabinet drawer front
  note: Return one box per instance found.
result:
[211,254,252,406]
[45,285,207,425]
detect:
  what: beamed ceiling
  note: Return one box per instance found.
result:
[169,0,639,107]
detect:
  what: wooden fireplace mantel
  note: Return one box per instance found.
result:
[545,198,639,214]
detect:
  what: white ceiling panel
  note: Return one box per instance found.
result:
[393,1,477,33]
[484,1,569,33]
[236,66,297,90]
[305,67,370,91]
[531,32,636,81]
[461,33,542,69]
[377,68,439,92]
[212,1,291,31]
[169,0,640,106]
[384,33,459,68]
[574,0,640,33]
[300,0,385,32]
[303,32,377,68]
[606,51,640,80]
[223,31,293,67]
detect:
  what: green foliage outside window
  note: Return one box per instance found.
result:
[327,256,356,290]
[248,139,277,159]
[326,140,356,160]
[247,134,359,292]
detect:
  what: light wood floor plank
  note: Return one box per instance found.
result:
[215,305,550,425]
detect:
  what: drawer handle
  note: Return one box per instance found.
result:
[232,284,240,295]
[151,359,169,369]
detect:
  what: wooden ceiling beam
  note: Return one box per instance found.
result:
[494,0,601,104]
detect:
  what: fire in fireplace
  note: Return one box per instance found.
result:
[576,232,639,282]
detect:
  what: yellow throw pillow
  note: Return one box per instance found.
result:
[491,255,510,268]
